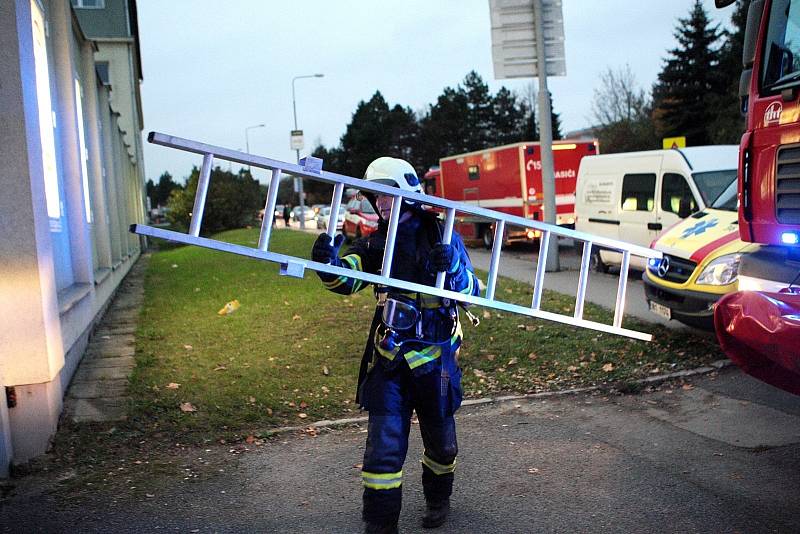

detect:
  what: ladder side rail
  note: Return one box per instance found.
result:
[258,169,282,251]
[148,132,662,261]
[381,195,403,278]
[131,223,654,341]
[613,251,631,328]
[188,153,214,237]
[574,241,593,319]
[326,182,345,239]
[434,208,456,289]
[531,230,551,310]
[484,220,505,300]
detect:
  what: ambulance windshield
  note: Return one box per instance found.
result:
[710,179,738,212]
[692,169,737,206]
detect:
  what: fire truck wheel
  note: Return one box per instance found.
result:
[482,227,494,249]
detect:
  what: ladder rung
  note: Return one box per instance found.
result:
[574,241,592,319]
[381,195,403,278]
[326,182,345,238]
[532,230,550,310]
[613,251,631,328]
[435,208,456,289]
[189,153,214,237]
[258,168,282,251]
[484,220,505,300]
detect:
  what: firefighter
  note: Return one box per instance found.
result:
[311,157,481,533]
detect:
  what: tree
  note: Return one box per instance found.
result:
[418,86,470,166]
[167,167,261,234]
[153,171,180,207]
[709,0,750,143]
[652,0,726,145]
[463,71,494,149]
[590,65,658,152]
[491,86,529,145]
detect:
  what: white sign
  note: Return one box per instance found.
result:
[290,129,304,151]
[489,0,566,79]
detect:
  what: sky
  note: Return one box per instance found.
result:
[136,0,737,185]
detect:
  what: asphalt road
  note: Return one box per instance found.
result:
[2,366,798,533]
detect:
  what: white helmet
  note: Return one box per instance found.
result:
[363,157,423,195]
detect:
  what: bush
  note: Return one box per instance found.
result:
[167,167,262,234]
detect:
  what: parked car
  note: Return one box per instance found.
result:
[343,196,379,240]
[291,205,315,222]
[316,205,346,230]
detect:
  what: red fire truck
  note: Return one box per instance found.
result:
[714,0,800,395]
[422,139,599,248]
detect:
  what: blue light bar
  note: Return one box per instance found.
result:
[781,232,799,245]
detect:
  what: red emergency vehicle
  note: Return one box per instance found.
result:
[714,0,800,395]
[422,140,599,248]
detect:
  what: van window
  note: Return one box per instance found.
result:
[692,169,737,205]
[468,165,480,181]
[621,173,655,211]
[661,173,697,214]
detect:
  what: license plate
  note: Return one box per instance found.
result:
[649,300,671,320]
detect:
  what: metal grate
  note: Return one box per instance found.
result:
[776,145,800,224]
[131,132,663,341]
[648,254,698,284]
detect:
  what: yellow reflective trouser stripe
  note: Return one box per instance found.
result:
[422,453,457,475]
[362,470,403,490]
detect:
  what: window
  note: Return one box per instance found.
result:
[762,0,800,91]
[621,173,655,212]
[71,0,105,8]
[661,173,696,215]
[692,169,737,205]
[468,165,480,181]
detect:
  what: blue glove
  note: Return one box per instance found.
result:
[428,243,460,274]
[312,233,345,264]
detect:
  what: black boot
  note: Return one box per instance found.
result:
[421,499,450,529]
[364,521,399,534]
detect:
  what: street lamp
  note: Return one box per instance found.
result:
[291,73,324,229]
[244,123,266,170]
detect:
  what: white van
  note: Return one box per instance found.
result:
[574,146,739,272]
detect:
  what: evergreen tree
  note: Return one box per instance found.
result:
[417,86,470,166]
[652,0,725,145]
[339,91,393,177]
[462,71,494,150]
[491,86,529,145]
[709,0,750,143]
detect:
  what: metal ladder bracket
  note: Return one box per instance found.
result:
[280,260,306,278]
[300,156,323,174]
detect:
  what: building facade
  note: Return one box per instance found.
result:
[0,0,146,476]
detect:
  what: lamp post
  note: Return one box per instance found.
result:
[244,123,265,171]
[291,73,324,229]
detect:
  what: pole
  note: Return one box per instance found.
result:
[533,0,559,272]
[291,74,324,229]
[244,123,265,171]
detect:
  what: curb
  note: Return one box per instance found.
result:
[260,359,733,438]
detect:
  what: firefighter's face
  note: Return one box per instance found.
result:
[375,195,393,219]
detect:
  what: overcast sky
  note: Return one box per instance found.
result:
[136,0,736,184]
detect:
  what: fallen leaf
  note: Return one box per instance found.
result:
[299,401,308,409]
[473,369,486,378]
[527,468,539,474]
[266,407,273,416]
[485,354,496,361]
[298,413,308,419]
[183,344,193,350]
[525,325,537,331]
[166,383,181,390]
[245,435,256,444]
[516,324,527,330]
[292,314,301,320]
[602,363,615,372]
[505,288,514,294]
[507,358,518,366]
[682,384,695,390]
[284,301,290,306]
[214,365,227,371]
[321,386,330,393]
[527,352,538,360]
[171,264,178,269]
[179,402,197,412]
[322,366,330,376]
[482,310,491,319]
[248,396,256,404]
[567,365,578,372]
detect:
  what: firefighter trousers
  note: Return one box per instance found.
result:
[359,352,463,525]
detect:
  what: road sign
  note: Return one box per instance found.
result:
[489,0,566,79]
[662,136,686,149]
[290,130,304,151]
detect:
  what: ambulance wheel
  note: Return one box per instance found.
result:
[590,250,610,273]
[482,227,494,249]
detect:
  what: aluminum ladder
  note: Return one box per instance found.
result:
[131,132,662,341]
